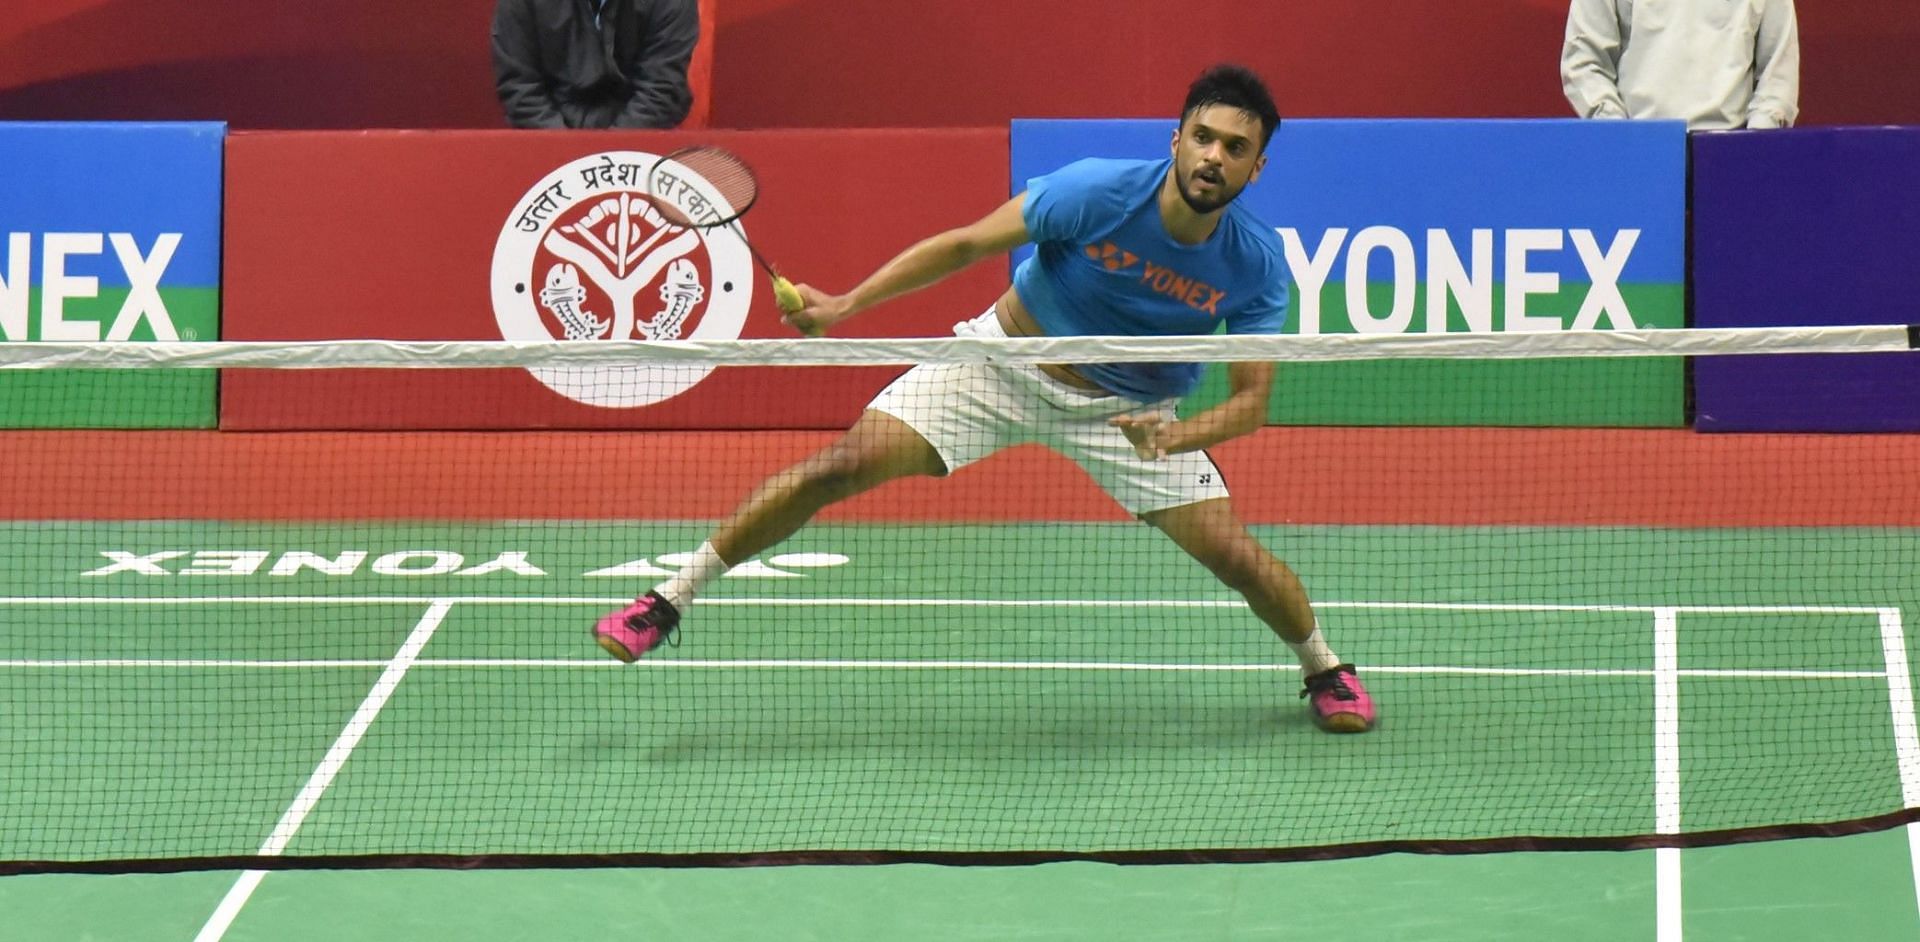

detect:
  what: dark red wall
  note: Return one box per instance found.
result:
[0,0,1912,129]
[0,0,714,129]
[710,0,1920,127]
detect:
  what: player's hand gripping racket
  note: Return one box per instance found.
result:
[645,145,805,316]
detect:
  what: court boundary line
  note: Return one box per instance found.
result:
[1653,608,1683,942]
[1875,607,1920,926]
[3,597,1895,680]
[0,658,1889,680]
[191,600,451,942]
[0,595,1895,615]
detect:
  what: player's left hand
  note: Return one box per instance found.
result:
[1110,413,1172,461]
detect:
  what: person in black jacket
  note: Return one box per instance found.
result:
[491,0,698,129]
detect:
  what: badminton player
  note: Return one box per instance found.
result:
[595,64,1376,733]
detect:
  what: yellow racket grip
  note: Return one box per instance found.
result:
[772,276,804,315]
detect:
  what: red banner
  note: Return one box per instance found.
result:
[222,128,1009,429]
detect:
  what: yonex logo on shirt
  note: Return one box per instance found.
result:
[1083,241,1228,317]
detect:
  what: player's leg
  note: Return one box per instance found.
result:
[1057,398,1377,733]
[1140,497,1314,642]
[711,409,944,566]
[1145,498,1376,733]
[594,310,1026,665]
[1142,496,1375,733]
[592,409,943,663]
[681,313,1017,598]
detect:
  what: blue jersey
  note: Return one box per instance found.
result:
[1012,157,1291,402]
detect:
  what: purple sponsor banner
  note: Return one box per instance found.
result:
[1693,128,1920,432]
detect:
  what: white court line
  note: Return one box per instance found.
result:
[1875,607,1920,926]
[0,595,1895,615]
[0,657,1887,679]
[5,659,393,668]
[192,600,453,942]
[1653,607,1684,942]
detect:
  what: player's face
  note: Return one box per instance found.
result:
[1169,105,1267,214]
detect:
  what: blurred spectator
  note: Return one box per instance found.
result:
[492,0,698,129]
[1561,0,1799,130]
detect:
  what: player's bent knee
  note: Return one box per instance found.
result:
[794,451,878,503]
[795,441,932,504]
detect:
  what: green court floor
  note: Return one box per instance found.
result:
[2,520,1917,939]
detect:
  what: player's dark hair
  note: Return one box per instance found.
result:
[1181,64,1282,150]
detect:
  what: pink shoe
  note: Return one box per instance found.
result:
[1301,664,1376,733]
[592,591,681,663]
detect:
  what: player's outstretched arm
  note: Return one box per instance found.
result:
[1112,362,1274,459]
[782,195,1032,336]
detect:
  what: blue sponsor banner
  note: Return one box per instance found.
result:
[1011,118,1685,311]
[0,122,224,426]
[0,122,223,292]
[1692,128,1920,432]
[1009,119,1687,426]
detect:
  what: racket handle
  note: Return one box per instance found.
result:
[772,275,804,315]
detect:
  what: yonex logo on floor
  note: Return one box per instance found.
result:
[79,549,850,579]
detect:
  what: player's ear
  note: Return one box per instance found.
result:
[1169,122,1182,155]
[1248,152,1267,185]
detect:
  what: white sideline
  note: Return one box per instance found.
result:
[191,600,453,942]
[1875,608,1920,928]
[0,657,1886,680]
[1653,608,1683,942]
[0,595,1894,615]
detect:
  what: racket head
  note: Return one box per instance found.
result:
[647,145,760,229]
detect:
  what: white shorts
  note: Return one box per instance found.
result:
[867,308,1231,517]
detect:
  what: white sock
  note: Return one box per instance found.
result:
[1286,626,1341,676]
[653,541,730,611]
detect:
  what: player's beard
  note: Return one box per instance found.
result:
[1174,162,1241,215]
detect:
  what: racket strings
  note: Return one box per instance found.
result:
[655,147,760,228]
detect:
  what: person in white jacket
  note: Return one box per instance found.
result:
[1561,0,1800,130]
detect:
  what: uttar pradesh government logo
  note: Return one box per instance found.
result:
[491,151,754,407]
